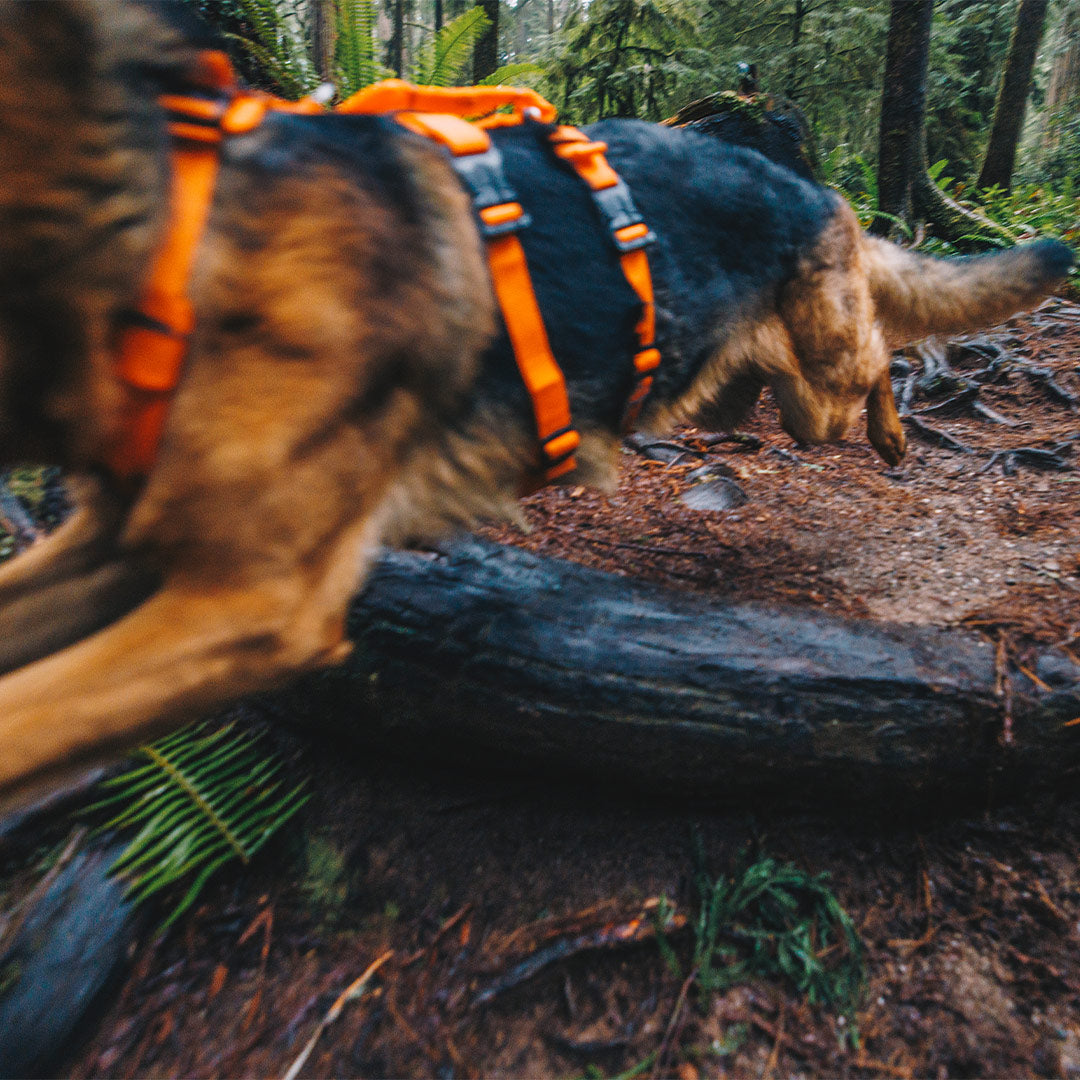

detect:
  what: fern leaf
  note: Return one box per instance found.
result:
[412,7,490,87]
[477,62,544,88]
[94,723,308,927]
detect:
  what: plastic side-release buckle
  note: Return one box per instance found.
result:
[593,181,657,252]
[451,145,533,239]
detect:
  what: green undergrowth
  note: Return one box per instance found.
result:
[823,148,1079,294]
[87,722,308,928]
[659,837,866,1048]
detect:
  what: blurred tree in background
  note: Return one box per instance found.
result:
[190,0,1078,253]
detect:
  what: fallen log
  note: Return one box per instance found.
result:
[276,536,1080,805]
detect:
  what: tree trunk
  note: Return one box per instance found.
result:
[912,125,1017,250]
[310,0,336,83]
[872,0,934,237]
[1043,0,1080,151]
[434,0,444,35]
[785,0,804,98]
[472,0,500,81]
[270,538,1080,807]
[976,0,1050,192]
[388,0,405,77]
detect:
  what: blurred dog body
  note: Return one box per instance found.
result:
[0,1,1072,806]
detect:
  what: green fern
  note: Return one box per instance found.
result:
[219,0,532,102]
[335,0,389,98]
[411,7,489,87]
[477,62,544,88]
[225,0,320,98]
[90,723,308,927]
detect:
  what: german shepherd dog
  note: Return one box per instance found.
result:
[0,1,1072,809]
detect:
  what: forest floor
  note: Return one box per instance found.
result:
[6,299,1080,1078]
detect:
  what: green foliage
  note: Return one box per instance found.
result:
[90,723,308,928]
[333,0,387,98]
[698,0,889,161]
[926,0,1016,177]
[209,0,529,101]
[223,0,321,97]
[543,0,710,123]
[676,841,866,1047]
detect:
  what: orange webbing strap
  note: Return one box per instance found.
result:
[336,79,557,124]
[387,107,579,482]
[549,126,660,430]
[103,104,225,478]
[104,52,328,479]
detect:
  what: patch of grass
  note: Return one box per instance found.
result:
[658,835,866,1048]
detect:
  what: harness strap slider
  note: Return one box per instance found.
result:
[541,426,581,465]
[633,346,661,374]
[478,201,527,238]
[222,95,270,134]
[449,144,533,237]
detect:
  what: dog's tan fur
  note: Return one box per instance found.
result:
[0,2,1071,810]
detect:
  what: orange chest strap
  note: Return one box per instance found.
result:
[549,126,661,432]
[103,55,320,480]
[339,83,583,483]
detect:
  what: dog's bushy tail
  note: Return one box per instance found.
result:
[864,236,1074,345]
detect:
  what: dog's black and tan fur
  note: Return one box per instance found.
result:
[0,2,1072,808]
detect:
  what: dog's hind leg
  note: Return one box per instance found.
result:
[0,511,377,814]
[0,478,124,603]
[0,478,160,676]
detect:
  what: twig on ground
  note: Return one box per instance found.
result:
[281,949,393,1080]
[652,967,697,1080]
[995,634,1014,748]
[473,901,685,1010]
[581,536,715,560]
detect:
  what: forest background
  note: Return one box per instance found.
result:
[194,0,1080,258]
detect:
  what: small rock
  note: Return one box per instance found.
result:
[682,478,748,512]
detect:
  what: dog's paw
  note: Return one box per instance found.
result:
[868,418,907,465]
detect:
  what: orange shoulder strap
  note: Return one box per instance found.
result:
[549,126,660,430]
[103,92,227,478]
[337,84,580,484]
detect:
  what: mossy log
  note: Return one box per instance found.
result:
[275,537,1080,807]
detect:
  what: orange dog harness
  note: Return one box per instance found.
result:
[105,57,660,485]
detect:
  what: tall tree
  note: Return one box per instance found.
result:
[388,0,406,76]
[976,0,1050,191]
[472,0,500,79]
[871,0,934,236]
[310,0,336,82]
[1043,0,1080,151]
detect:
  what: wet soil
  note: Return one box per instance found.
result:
[15,302,1080,1077]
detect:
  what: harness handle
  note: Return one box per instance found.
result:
[336,79,557,124]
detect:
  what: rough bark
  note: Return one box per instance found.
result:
[872,0,933,237]
[0,834,138,1078]
[309,0,336,84]
[388,0,405,78]
[270,538,1080,808]
[1043,0,1080,150]
[976,0,1050,192]
[472,0,500,81]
